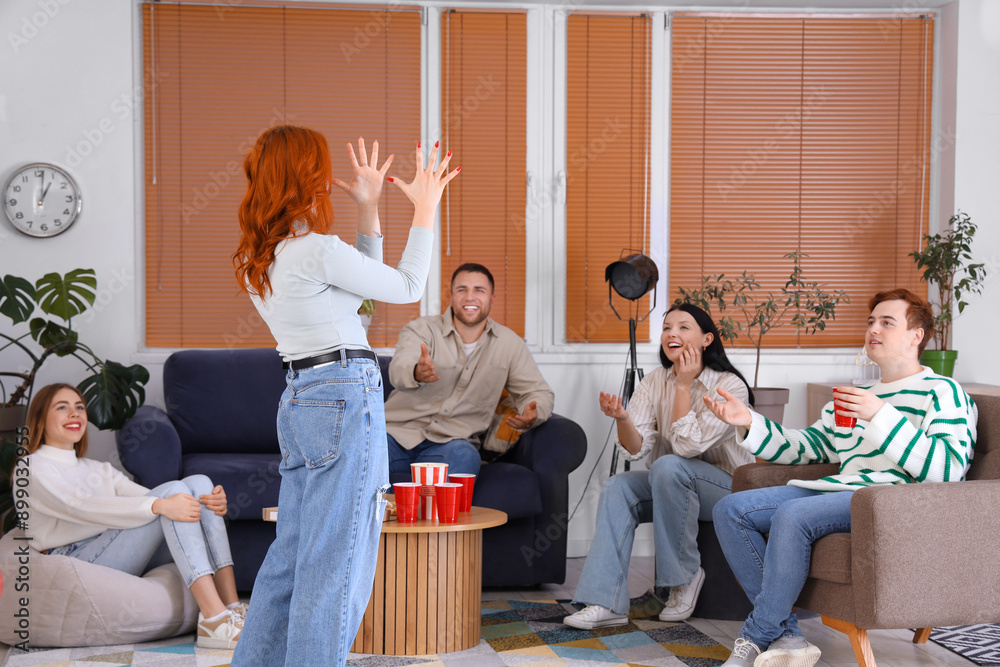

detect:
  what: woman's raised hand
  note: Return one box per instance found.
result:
[599,391,629,421]
[152,493,202,522]
[388,141,460,225]
[331,137,393,208]
[702,387,753,427]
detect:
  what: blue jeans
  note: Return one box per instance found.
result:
[48,475,233,588]
[713,485,854,648]
[573,455,733,614]
[232,357,388,667]
[386,433,481,476]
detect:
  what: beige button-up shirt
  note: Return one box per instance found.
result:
[385,308,555,449]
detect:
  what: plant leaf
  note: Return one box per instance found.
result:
[29,318,79,355]
[0,276,37,325]
[77,361,150,430]
[35,269,97,321]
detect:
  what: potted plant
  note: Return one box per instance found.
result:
[358,298,376,332]
[0,268,149,532]
[674,251,849,421]
[909,211,987,377]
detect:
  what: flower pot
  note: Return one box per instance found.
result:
[921,350,958,378]
[0,404,27,444]
[751,387,790,424]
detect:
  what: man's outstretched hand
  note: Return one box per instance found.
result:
[505,401,538,431]
[414,343,440,383]
[702,388,753,427]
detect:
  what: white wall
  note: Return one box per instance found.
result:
[1,0,996,558]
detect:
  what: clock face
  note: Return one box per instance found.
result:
[4,163,82,238]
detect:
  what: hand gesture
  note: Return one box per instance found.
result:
[702,387,752,427]
[505,401,538,431]
[599,392,629,421]
[832,386,884,423]
[153,493,201,522]
[199,484,228,517]
[331,137,393,208]
[674,344,703,386]
[388,141,460,216]
[414,343,439,383]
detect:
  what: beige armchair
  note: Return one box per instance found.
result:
[731,390,1000,667]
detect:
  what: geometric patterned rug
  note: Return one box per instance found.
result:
[1,599,730,667]
[930,624,1000,666]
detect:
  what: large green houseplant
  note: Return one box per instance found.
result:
[674,251,849,421]
[909,211,987,377]
[0,268,149,532]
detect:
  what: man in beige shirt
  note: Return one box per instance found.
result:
[385,263,555,476]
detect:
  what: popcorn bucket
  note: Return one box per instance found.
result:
[411,462,449,520]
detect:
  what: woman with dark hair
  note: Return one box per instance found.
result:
[231,128,458,666]
[22,383,243,649]
[565,303,754,629]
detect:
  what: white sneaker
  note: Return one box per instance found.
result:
[197,609,243,649]
[754,635,821,667]
[658,567,706,621]
[722,637,763,667]
[229,601,249,619]
[563,604,628,629]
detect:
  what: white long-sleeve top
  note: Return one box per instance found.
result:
[24,445,156,551]
[618,366,754,476]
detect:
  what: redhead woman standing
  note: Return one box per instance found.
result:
[231,127,457,666]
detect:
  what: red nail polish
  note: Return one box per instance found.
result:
[447,150,452,157]
[456,166,462,172]
[387,177,394,182]
[435,141,439,148]
[417,142,421,149]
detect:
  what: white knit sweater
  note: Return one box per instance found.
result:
[24,445,156,551]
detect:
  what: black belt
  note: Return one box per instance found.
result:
[282,349,377,370]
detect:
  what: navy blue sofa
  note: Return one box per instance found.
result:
[116,348,587,591]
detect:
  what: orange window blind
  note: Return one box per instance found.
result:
[440,10,527,336]
[566,14,652,343]
[670,15,933,348]
[143,2,421,348]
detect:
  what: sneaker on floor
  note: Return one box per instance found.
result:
[229,601,250,619]
[563,604,628,629]
[658,567,706,621]
[722,637,763,667]
[197,609,242,649]
[754,635,821,667]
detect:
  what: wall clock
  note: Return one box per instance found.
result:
[3,163,82,238]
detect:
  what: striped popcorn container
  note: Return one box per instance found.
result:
[411,462,449,520]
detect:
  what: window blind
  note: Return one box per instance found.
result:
[143,2,421,348]
[669,15,933,348]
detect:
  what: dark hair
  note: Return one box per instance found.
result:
[659,303,755,406]
[868,288,935,356]
[24,383,89,458]
[450,263,495,292]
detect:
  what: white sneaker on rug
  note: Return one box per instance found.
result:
[563,604,628,629]
[229,601,249,619]
[721,637,763,667]
[197,609,242,649]
[658,567,706,621]
[754,635,821,667]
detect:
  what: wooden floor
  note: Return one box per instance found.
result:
[483,556,979,667]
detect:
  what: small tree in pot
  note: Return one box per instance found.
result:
[674,251,849,421]
[909,211,988,377]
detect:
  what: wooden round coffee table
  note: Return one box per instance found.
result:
[352,506,507,655]
[263,504,507,656]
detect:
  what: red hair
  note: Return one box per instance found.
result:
[234,126,335,298]
[868,288,935,356]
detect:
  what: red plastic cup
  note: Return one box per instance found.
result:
[411,462,448,520]
[449,473,476,513]
[393,482,420,523]
[434,483,462,523]
[833,389,857,429]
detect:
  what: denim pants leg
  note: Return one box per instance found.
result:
[48,476,234,586]
[573,470,653,614]
[713,486,854,647]
[232,358,388,667]
[649,455,733,588]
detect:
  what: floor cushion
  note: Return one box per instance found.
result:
[0,530,198,648]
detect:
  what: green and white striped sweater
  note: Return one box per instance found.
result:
[738,368,978,492]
